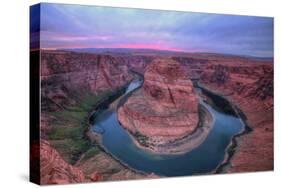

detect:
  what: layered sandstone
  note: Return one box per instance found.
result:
[39,140,85,185]
[41,50,133,112]
[199,60,273,172]
[118,59,200,151]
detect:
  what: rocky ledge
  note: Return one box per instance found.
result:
[118,58,213,154]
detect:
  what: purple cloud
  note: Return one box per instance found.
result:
[39,3,273,57]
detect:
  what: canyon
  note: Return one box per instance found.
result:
[36,49,273,184]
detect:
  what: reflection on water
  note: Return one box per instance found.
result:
[91,80,244,176]
[126,79,143,93]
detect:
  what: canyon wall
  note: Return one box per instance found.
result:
[197,58,273,172]
[41,50,134,112]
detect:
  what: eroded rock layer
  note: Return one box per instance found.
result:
[199,60,273,172]
[118,59,199,147]
[39,140,85,185]
[41,50,134,112]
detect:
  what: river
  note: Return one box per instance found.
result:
[91,78,245,176]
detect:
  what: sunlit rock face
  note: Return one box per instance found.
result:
[118,58,199,146]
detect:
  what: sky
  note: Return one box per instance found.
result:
[36,3,273,57]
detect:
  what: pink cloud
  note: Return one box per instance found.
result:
[113,43,185,52]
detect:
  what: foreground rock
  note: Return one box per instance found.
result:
[77,148,158,181]
[118,58,208,153]
[39,140,85,185]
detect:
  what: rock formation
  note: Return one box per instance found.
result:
[39,140,85,185]
[199,59,273,173]
[118,58,200,151]
[41,50,133,112]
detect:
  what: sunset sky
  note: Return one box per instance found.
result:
[36,3,273,57]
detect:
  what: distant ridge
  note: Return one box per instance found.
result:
[60,47,186,55]
[59,48,273,62]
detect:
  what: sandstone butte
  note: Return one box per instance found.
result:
[118,58,201,151]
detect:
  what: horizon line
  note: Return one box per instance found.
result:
[40,47,274,59]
